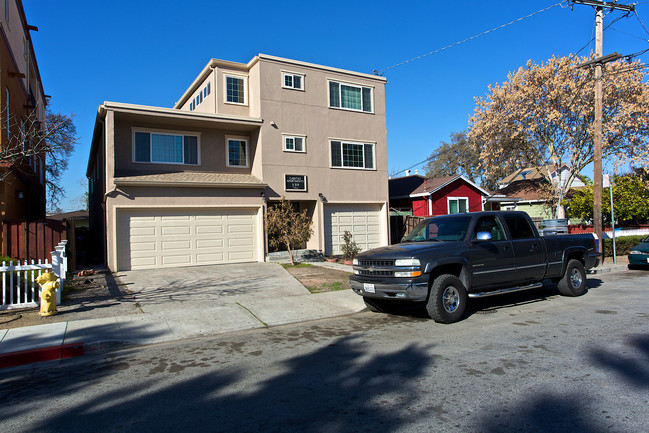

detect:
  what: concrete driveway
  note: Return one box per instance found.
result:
[115,262,310,314]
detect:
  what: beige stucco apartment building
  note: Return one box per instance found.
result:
[88,54,389,271]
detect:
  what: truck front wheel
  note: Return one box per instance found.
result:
[427,274,467,324]
[557,259,587,296]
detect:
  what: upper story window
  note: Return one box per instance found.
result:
[330,140,374,170]
[283,135,305,153]
[134,131,199,165]
[328,81,373,113]
[282,72,304,90]
[225,75,247,105]
[226,136,249,167]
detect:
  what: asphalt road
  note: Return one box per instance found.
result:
[1,269,648,433]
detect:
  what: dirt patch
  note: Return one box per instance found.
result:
[0,270,141,330]
[283,264,352,293]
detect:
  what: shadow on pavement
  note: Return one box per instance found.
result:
[1,335,435,433]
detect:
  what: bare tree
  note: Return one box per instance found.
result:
[265,197,313,265]
[1,105,78,211]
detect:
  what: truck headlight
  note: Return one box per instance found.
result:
[394,270,423,277]
[395,259,420,266]
[353,258,359,265]
[630,250,641,255]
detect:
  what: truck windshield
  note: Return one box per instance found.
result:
[403,215,472,242]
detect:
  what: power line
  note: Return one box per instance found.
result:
[373,1,569,75]
[635,10,649,36]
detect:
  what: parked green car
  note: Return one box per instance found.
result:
[628,236,649,269]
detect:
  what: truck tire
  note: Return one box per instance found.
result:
[557,259,587,297]
[426,274,467,324]
[363,297,384,313]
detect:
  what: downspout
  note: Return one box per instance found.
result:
[212,65,217,113]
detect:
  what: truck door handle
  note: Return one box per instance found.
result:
[504,245,510,252]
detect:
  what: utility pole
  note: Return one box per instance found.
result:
[572,0,634,260]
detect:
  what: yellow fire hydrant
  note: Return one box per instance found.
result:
[36,272,59,316]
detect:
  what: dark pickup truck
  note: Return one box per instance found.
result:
[350,211,599,323]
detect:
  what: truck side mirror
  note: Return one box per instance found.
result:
[475,231,492,242]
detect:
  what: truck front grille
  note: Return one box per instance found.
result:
[356,269,393,277]
[356,260,395,267]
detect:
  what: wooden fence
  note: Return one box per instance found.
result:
[390,215,424,244]
[2,219,68,262]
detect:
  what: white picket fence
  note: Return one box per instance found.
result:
[0,240,68,311]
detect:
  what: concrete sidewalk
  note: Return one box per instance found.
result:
[0,262,364,369]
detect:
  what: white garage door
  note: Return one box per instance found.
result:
[118,208,258,270]
[325,204,382,256]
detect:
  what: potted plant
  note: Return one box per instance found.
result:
[341,231,361,265]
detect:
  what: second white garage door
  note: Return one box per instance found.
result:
[325,204,382,256]
[118,208,259,270]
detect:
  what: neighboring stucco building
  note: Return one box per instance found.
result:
[88,54,389,271]
[0,0,47,221]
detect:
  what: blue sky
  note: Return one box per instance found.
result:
[24,0,649,212]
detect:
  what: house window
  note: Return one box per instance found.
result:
[203,82,211,98]
[330,140,374,170]
[283,135,305,152]
[448,197,468,214]
[134,131,199,165]
[329,81,373,113]
[226,137,248,167]
[225,75,246,104]
[282,72,304,90]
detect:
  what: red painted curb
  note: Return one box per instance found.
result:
[0,343,85,369]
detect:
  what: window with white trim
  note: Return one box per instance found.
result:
[448,197,468,214]
[330,140,374,170]
[282,72,304,90]
[328,80,373,113]
[225,75,246,104]
[283,135,305,152]
[226,136,249,167]
[134,131,199,165]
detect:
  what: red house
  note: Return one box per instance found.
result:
[389,175,490,217]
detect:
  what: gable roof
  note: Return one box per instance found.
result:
[497,179,547,202]
[389,175,490,199]
[498,166,555,185]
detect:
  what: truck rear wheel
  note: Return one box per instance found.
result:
[557,259,587,296]
[427,274,466,323]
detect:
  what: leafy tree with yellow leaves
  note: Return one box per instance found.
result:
[469,54,649,211]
